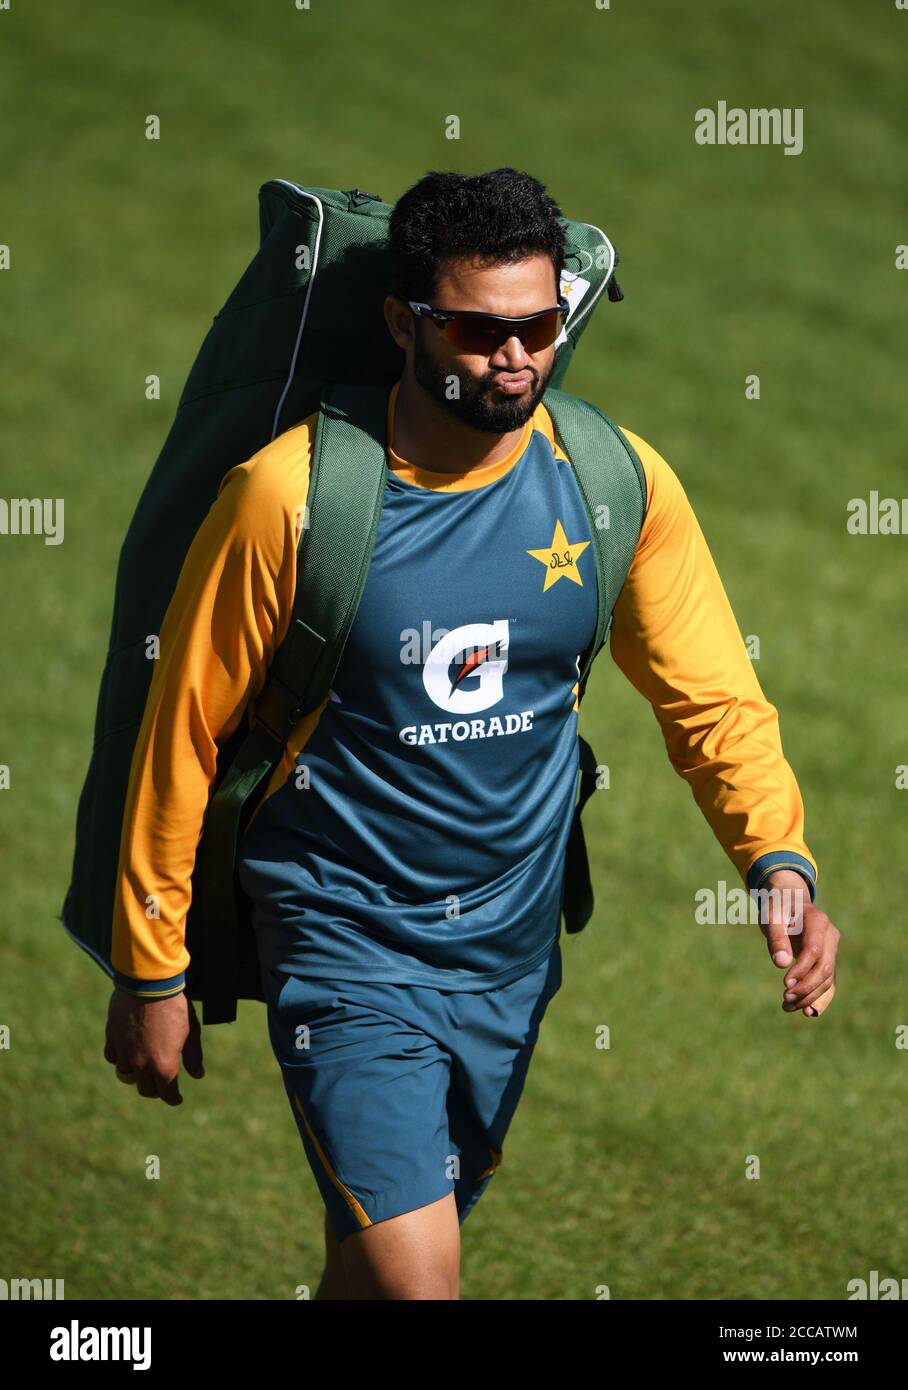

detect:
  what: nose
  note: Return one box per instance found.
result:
[490,335,532,370]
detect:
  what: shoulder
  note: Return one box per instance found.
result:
[615,427,702,559]
[214,412,316,544]
[535,397,686,524]
[616,427,685,517]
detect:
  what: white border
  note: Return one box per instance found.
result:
[270,181,325,440]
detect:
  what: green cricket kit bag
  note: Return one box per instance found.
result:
[61,179,644,1024]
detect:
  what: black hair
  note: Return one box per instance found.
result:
[388,168,566,303]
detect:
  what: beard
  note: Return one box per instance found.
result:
[412,322,555,433]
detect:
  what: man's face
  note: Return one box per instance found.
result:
[406,253,561,432]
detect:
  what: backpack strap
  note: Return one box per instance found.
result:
[542,390,647,935]
[197,382,390,1023]
[543,389,646,693]
[257,382,391,731]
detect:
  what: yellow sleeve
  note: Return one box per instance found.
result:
[110,419,315,996]
[609,429,818,897]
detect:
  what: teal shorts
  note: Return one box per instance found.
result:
[261,941,563,1242]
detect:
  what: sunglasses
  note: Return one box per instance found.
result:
[407,296,569,354]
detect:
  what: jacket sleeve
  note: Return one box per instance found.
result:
[608,428,818,899]
[110,424,314,997]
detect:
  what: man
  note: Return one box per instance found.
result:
[103,168,840,1300]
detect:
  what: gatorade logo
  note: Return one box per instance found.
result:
[422,620,509,714]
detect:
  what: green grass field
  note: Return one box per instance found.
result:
[2,0,906,1299]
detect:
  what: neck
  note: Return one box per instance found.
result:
[391,370,528,475]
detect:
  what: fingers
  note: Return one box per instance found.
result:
[104,1010,127,1071]
[806,983,836,1017]
[782,908,840,1017]
[105,992,138,1084]
[756,882,841,1020]
[759,887,804,968]
[135,1070,160,1100]
[182,998,205,1080]
[784,972,834,1014]
[154,1071,183,1107]
[106,1026,135,1084]
[783,947,833,1003]
[764,918,795,968]
[105,1016,181,1102]
[104,988,199,1102]
[105,1021,143,1090]
[123,1062,183,1105]
[783,926,823,991]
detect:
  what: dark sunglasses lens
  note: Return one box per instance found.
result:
[522,308,566,351]
[443,308,565,353]
[441,316,506,352]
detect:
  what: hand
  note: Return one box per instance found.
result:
[104,987,204,1105]
[758,869,841,1018]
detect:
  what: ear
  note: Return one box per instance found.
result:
[383,295,415,352]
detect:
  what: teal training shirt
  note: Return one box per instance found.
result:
[237,416,597,990]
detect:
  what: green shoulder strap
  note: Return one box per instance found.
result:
[197,381,391,1023]
[542,389,647,934]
